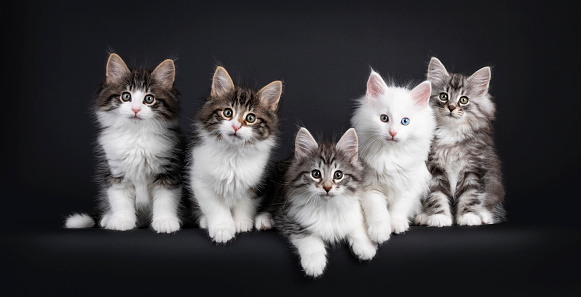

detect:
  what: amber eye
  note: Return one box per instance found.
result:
[439,93,448,101]
[380,114,389,122]
[223,108,233,118]
[144,94,155,104]
[334,171,343,180]
[246,113,256,123]
[311,170,321,179]
[121,92,131,102]
[459,96,469,104]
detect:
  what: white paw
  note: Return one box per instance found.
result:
[425,214,453,227]
[457,212,483,226]
[151,217,180,233]
[391,217,410,234]
[480,210,493,224]
[300,253,327,278]
[234,218,254,233]
[101,215,136,231]
[351,240,377,261]
[254,212,274,230]
[209,222,236,243]
[198,215,207,229]
[414,213,429,225]
[367,221,391,243]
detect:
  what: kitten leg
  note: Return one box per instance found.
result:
[100,184,137,231]
[290,234,327,278]
[254,212,274,230]
[455,172,484,226]
[150,186,181,233]
[416,168,453,227]
[232,196,259,233]
[193,181,236,243]
[388,193,414,234]
[347,214,378,261]
[360,189,391,244]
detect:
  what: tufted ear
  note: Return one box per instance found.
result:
[366,69,388,102]
[106,53,130,84]
[295,127,318,161]
[467,66,491,97]
[336,128,358,164]
[410,81,432,109]
[152,59,175,90]
[211,66,235,97]
[258,80,282,111]
[427,57,449,84]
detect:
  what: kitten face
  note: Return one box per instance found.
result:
[287,128,362,201]
[427,57,495,127]
[197,67,281,145]
[95,54,179,123]
[356,70,431,144]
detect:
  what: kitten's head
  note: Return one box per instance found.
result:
[196,66,281,145]
[352,70,433,146]
[427,57,496,127]
[286,128,363,201]
[95,53,179,123]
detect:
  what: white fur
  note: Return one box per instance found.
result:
[352,73,436,242]
[254,212,273,230]
[65,213,95,229]
[190,128,275,243]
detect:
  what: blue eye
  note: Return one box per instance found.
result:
[401,117,410,125]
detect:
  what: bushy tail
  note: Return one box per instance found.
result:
[64,213,96,229]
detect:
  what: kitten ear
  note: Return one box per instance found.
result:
[211,66,235,97]
[410,81,432,108]
[258,81,282,111]
[106,53,130,84]
[366,70,388,102]
[151,59,176,90]
[427,57,449,83]
[467,66,491,97]
[336,128,359,164]
[295,127,318,161]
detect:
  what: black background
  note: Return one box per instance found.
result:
[3,1,580,296]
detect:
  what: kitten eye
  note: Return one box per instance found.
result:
[334,171,343,180]
[459,96,469,104]
[311,170,321,179]
[144,94,155,104]
[401,117,410,125]
[121,92,131,102]
[380,114,389,122]
[223,108,233,118]
[246,113,256,123]
[439,93,448,101]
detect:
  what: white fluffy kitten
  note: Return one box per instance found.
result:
[351,70,436,243]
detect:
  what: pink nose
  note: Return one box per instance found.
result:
[132,108,140,115]
[232,124,241,132]
[389,130,397,138]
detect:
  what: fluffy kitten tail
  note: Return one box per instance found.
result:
[64,213,96,229]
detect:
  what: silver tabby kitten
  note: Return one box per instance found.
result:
[256,128,376,277]
[415,57,506,227]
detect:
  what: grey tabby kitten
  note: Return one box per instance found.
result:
[256,128,376,278]
[415,57,505,227]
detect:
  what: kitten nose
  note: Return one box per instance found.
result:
[323,182,332,193]
[132,108,140,115]
[232,123,241,132]
[389,130,397,138]
[448,104,456,112]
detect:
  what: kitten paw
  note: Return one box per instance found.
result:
[209,223,236,243]
[479,210,493,224]
[234,218,254,233]
[390,218,410,234]
[101,215,136,231]
[367,221,391,244]
[254,212,274,230]
[424,214,453,227]
[151,217,180,233]
[414,213,429,225]
[351,241,377,261]
[198,215,208,229]
[301,253,327,278]
[457,212,482,226]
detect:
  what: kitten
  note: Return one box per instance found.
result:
[351,70,435,243]
[187,66,281,243]
[64,53,184,233]
[415,57,505,226]
[256,128,376,278]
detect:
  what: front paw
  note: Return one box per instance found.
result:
[254,212,274,231]
[151,217,180,233]
[198,215,208,229]
[300,253,327,278]
[234,218,254,233]
[101,215,136,231]
[367,221,391,244]
[351,240,377,261]
[423,214,453,227]
[390,217,410,234]
[457,212,482,226]
[209,222,236,243]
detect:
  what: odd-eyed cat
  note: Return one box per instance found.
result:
[351,70,435,243]
[255,128,376,278]
[415,57,505,226]
[187,66,282,243]
[65,53,184,233]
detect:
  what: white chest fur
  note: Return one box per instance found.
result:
[432,127,470,197]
